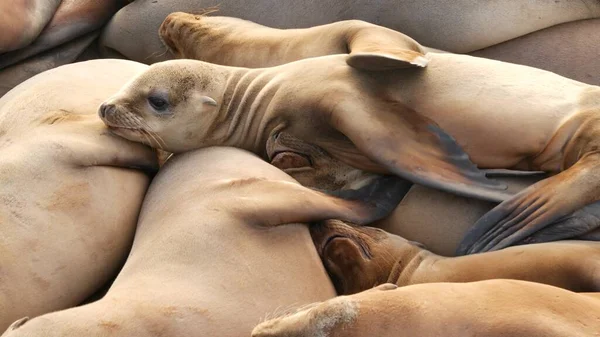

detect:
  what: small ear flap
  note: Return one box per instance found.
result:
[201,96,217,106]
[347,50,428,71]
[328,101,512,203]
[6,317,29,331]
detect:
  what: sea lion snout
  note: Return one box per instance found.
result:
[98,102,117,119]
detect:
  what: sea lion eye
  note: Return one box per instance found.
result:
[148,96,169,112]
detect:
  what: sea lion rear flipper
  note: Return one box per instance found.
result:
[330,103,512,203]
[456,158,600,255]
[229,175,408,227]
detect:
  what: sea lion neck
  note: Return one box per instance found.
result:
[212,67,284,157]
[386,247,441,286]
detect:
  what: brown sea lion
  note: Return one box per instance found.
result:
[0,59,158,331]
[100,0,600,63]
[0,0,125,70]
[99,49,600,251]
[0,146,399,337]
[0,0,62,53]
[471,18,600,86]
[251,280,600,337]
[310,220,600,295]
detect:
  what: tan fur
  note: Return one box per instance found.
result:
[310,220,600,295]
[252,280,600,337]
[0,0,61,53]
[0,59,157,331]
[100,0,600,63]
[101,46,600,249]
[159,14,426,68]
[0,147,357,337]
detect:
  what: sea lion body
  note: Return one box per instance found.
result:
[0,59,158,330]
[310,220,600,294]
[101,0,600,63]
[0,146,391,337]
[251,280,600,337]
[472,18,600,86]
[101,53,600,249]
[0,0,125,70]
[0,0,62,53]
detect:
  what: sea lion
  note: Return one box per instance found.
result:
[471,18,600,86]
[99,50,600,250]
[251,280,600,337]
[0,31,99,98]
[100,0,600,63]
[0,146,398,337]
[0,59,158,330]
[159,13,429,68]
[0,0,62,53]
[310,220,600,295]
[0,0,125,70]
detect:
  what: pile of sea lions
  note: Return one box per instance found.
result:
[2,1,600,336]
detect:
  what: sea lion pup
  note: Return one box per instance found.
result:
[309,220,600,295]
[251,280,600,337]
[0,147,400,337]
[101,0,600,63]
[99,50,600,251]
[159,13,429,69]
[0,59,158,330]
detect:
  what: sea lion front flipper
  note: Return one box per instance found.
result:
[228,175,408,227]
[329,103,511,203]
[456,157,600,255]
[346,51,428,71]
[345,25,429,70]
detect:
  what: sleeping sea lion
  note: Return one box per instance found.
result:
[100,0,600,63]
[309,220,600,295]
[98,49,600,251]
[0,146,399,337]
[251,280,600,337]
[0,59,158,330]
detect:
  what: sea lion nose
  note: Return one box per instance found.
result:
[99,103,116,119]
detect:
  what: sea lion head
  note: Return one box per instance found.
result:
[98,60,225,153]
[159,11,209,59]
[310,220,425,295]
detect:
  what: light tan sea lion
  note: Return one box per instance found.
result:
[471,18,600,86]
[0,59,158,330]
[99,50,600,251]
[100,0,600,63]
[251,280,600,337]
[0,146,398,337]
[159,13,428,68]
[0,0,62,53]
[309,220,600,295]
[0,0,125,70]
